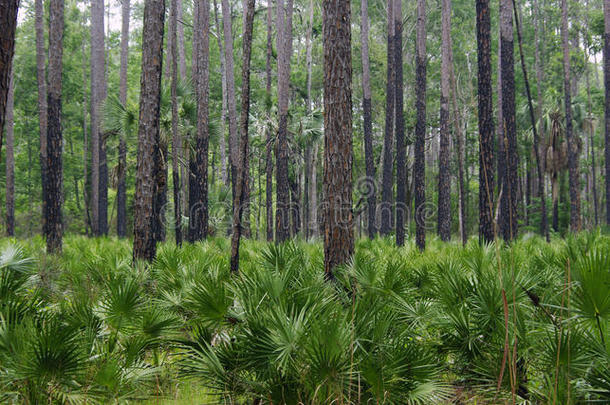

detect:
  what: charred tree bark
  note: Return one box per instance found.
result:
[133,0,165,261]
[438,0,451,242]
[414,0,427,251]
[322,0,353,278]
[0,0,19,163]
[265,0,274,241]
[395,0,407,247]
[117,0,130,238]
[170,0,182,244]
[35,0,48,236]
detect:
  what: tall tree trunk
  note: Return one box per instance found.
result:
[361,0,375,239]
[500,0,518,240]
[514,0,547,239]
[189,0,210,242]
[322,0,353,278]
[0,0,19,164]
[230,0,256,272]
[35,0,48,237]
[476,0,495,243]
[604,0,610,225]
[275,0,294,242]
[265,0,274,241]
[395,0,407,246]
[561,0,581,232]
[304,0,314,239]
[117,0,130,238]
[170,0,182,244]
[213,0,228,187]
[81,36,92,235]
[438,0,451,241]
[177,0,187,80]
[133,0,165,261]
[584,0,599,226]
[46,0,63,253]
[380,1,394,236]
[534,0,548,240]
[5,69,14,236]
[496,19,505,237]
[414,0,427,251]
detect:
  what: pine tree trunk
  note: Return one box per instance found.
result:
[561,0,581,232]
[230,0,255,271]
[304,0,314,239]
[395,0,407,246]
[46,0,64,253]
[265,0,274,241]
[117,0,130,238]
[604,0,610,226]
[213,0,228,187]
[5,69,14,236]
[35,0,48,237]
[275,0,294,242]
[584,0,599,226]
[177,0,187,80]
[361,0,375,239]
[380,1,394,236]
[81,35,92,235]
[414,0,427,251]
[322,0,353,278]
[438,0,451,242]
[170,0,182,244]
[476,0,495,243]
[189,0,210,242]
[133,0,165,261]
[0,0,19,165]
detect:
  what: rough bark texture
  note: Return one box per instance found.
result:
[230,0,256,272]
[380,1,395,236]
[304,0,314,239]
[561,0,581,232]
[323,0,353,278]
[414,0,427,251]
[476,0,495,243]
[361,0,376,239]
[189,0,210,242]
[35,0,48,236]
[514,0,547,240]
[133,0,165,261]
[5,69,14,236]
[265,0,274,241]
[438,0,451,241]
[46,0,63,253]
[275,0,294,242]
[117,0,130,238]
[395,0,407,247]
[605,0,610,226]
[500,0,518,240]
[212,0,228,187]
[170,0,182,245]
[0,0,19,162]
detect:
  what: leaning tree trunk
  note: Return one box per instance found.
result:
[514,0,547,240]
[0,0,19,163]
[189,0,210,242]
[380,0,395,236]
[275,0,294,242]
[561,0,581,232]
[322,0,353,278]
[438,0,451,242]
[170,0,182,245]
[133,0,165,261]
[500,0,518,241]
[361,0,376,239]
[46,0,64,253]
[265,0,274,241]
[476,0,495,243]
[35,0,48,237]
[5,69,14,236]
[395,0,407,247]
[414,0,427,251]
[230,0,256,273]
[605,0,610,226]
[117,0,130,238]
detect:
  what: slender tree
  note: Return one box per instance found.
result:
[265,0,274,241]
[177,0,187,80]
[275,0,294,242]
[476,0,495,243]
[5,69,14,236]
[438,0,451,241]
[395,0,406,246]
[230,0,256,273]
[380,1,395,236]
[212,0,228,187]
[304,0,314,238]
[117,0,130,237]
[46,0,64,253]
[35,0,48,236]
[0,0,19,159]
[322,0,353,278]
[133,0,165,261]
[499,0,518,240]
[361,0,375,238]
[414,0,427,251]
[170,0,182,244]
[561,0,581,231]
[605,0,610,226]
